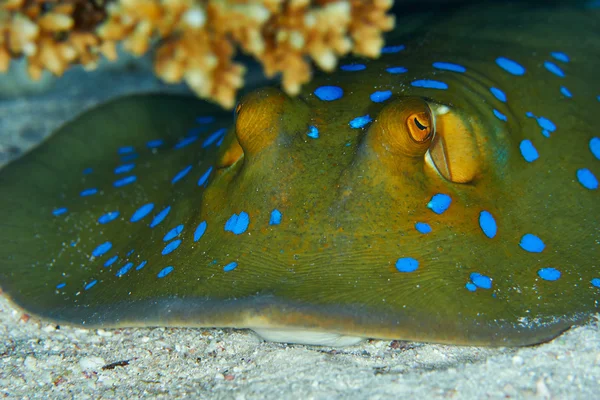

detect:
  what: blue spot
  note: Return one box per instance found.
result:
[121,153,138,162]
[157,266,174,278]
[174,136,198,149]
[589,137,600,160]
[118,146,134,154]
[92,242,112,257]
[465,282,477,292]
[314,86,344,101]
[411,80,448,90]
[146,139,164,148]
[591,278,600,288]
[197,116,215,124]
[104,255,118,267]
[198,166,213,187]
[349,115,372,129]
[150,206,171,228]
[551,52,569,63]
[82,167,93,175]
[216,136,226,147]
[538,267,561,281]
[470,273,492,289]
[135,261,147,271]
[520,234,545,253]
[577,168,598,190]
[172,165,192,184]
[130,203,154,222]
[370,90,392,103]
[84,280,97,290]
[519,140,539,163]
[381,44,405,53]
[203,128,227,148]
[223,262,238,272]
[386,66,408,74]
[340,63,366,71]
[427,193,452,214]
[80,188,98,197]
[113,175,137,188]
[560,86,572,98]
[544,61,565,77]
[163,224,184,241]
[162,239,182,256]
[56,282,66,289]
[496,57,526,76]
[395,257,419,273]
[53,207,68,216]
[307,125,319,139]
[493,109,507,122]
[479,211,497,239]
[537,117,556,133]
[115,262,134,278]
[270,209,282,225]
[194,221,207,242]
[114,163,135,174]
[526,111,535,118]
[414,222,432,234]
[490,87,507,102]
[225,211,250,235]
[126,249,134,257]
[98,211,119,224]
[432,62,466,73]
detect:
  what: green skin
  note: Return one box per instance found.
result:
[0,4,598,345]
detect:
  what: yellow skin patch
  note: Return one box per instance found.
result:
[0,4,598,346]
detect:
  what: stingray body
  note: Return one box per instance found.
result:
[1,4,599,346]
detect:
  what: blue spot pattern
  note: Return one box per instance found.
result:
[370,90,392,103]
[520,234,545,253]
[203,128,227,148]
[479,211,497,239]
[197,116,215,124]
[223,262,238,272]
[349,115,372,129]
[414,222,432,234]
[577,168,598,190]
[225,212,250,235]
[80,188,98,197]
[150,206,171,228]
[592,278,600,288]
[307,125,319,139]
[157,266,174,278]
[91,242,112,257]
[136,261,147,271]
[469,273,492,289]
[340,63,366,71]
[84,280,97,290]
[519,140,539,162]
[104,255,118,267]
[432,62,466,73]
[194,221,207,242]
[174,136,198,149]
[98,211,119,224]
[411,80,448,90]
[538,267,561,281]
[56,283,66,289]
[164,224,184,241]
[381,44,405,53]
[82,167,93,175]
[314,86,344,101]
[114,164,135,174]
[386,66,408,74]
[162,239,182,256]
[490,87,507,102]
[198,167,213,187]
[496,57,526,75]
[465,282,477,292]
[551,51,569,62]
[493,109,508,122]
[560,87,572,98]
[115,262,134,277]
[395,257,419,273]
[172,165,192,184]
[113,175,136,188]
[590,137,600,160]
[121,153,138,162]
[427,194,452,214]
[544,61,565,77]
[146,139,164,148]
[118,146,134,154]
[270,209,282,225]
[130,203,154,222]
[53,207,67,216]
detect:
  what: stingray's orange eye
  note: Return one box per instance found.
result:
[235,103,242,114]
[407,112,433,143]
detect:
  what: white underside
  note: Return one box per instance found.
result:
[251,328,365,347]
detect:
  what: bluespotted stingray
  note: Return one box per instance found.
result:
[1,3,599,347]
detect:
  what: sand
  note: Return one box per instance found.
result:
[1,9,599,398]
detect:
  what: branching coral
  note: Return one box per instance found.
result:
[0,0,395,108]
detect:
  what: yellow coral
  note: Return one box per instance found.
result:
[0,0,395,108]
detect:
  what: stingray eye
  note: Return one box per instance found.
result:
[426,106,482,183]
[235,103,242,115]
[407,112,433,143]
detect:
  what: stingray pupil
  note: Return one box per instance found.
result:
[414,117,428,130]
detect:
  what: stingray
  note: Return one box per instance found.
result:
[1,3,599,346]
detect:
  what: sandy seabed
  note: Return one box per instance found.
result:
[1,50,599,400]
